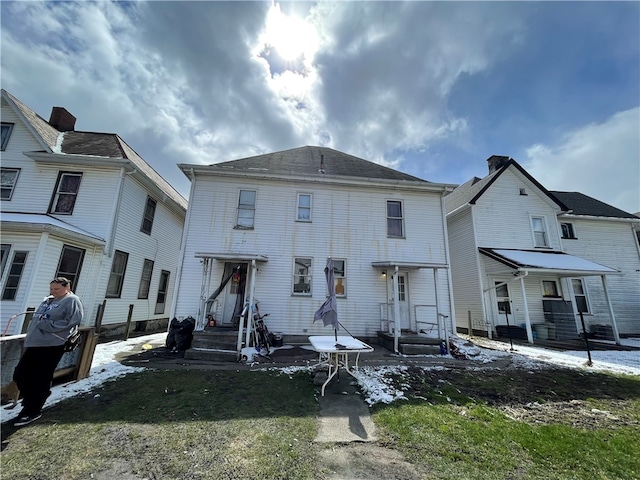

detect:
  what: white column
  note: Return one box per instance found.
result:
[601,275,621,345]
[393,265,400,353]
[519,275,534,343]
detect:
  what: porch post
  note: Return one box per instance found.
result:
[519,276,534,343]
[393,265,400,353]
[197,257,211,331]
[244,259,258,351]
[600,275,621,345]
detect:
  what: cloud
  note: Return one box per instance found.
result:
[524,107,640,214]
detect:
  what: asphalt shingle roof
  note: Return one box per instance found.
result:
[551,191,637,219]
[211,146,430,183]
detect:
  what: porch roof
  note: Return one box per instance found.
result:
[1,212,105,245]
[371,261,449,270]
[479,248,621,276]
[194,252,269,262]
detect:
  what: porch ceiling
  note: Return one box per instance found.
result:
[194,252,269,262]
[479,248,621,277]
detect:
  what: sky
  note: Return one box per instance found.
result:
[1,1,639,213]
[2,331,639,423]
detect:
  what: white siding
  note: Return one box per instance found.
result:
[561,218,640,335]
[473,170,562,250]
[176,176,451,337]
[447,207,485,332]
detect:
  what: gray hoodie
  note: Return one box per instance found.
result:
[24,293,84,348]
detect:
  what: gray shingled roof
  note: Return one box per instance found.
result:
[211,146,430,183]
[3,89,60,149]
[551,191,637,219]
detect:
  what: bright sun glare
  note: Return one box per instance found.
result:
[263,3,318,62]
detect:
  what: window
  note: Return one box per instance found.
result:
[495,282,511,314]
[50,172,82,214]
[55,245,85,290]
[2,251,28,300]
[140,197,157,235]
[387,200,404,237]
[297,193,312,221]
[138,259,154,299]
[106,250,128,297]
[1,168,20,200]
[293,257,312,295]
[542,280,561,298]
[333,259,346,297]
[155,270,170,314]
[560,222,576,239]
[1,123,14,150]
[236,190,256,228]
[531,216,549,247]
[572,278,590,314]
[1,244,10,276]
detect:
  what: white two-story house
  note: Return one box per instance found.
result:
[173,146,456,353]
[0,89,187,336]
[445,155,630,345]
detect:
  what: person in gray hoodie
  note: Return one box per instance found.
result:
[12,277,84,427]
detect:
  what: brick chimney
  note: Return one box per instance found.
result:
[48,107,76,132]
[487,155,511,174]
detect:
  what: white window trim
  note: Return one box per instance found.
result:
[296,193,312,222]
[0,167,20,201]
[571,278,591,315]
[560,222,577,240]
[292,257,312,296]
[530,215,550,248]
[333,259,346,297]
[541,279,561,298]
[387,199,405,238]
[1,123,14,151]
[236,189,256,229]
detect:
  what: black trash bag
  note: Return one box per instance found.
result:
[166,316,196,352]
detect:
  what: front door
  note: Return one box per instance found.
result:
[221,263,247,326]
[387,272,411,331]
[495,281,513,325]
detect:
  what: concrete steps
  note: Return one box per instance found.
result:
[377,331,443,355]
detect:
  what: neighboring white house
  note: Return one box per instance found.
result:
[0,89,187,335]
[445,155,635,345]
[173,146,456,351]
[549,191,640,337]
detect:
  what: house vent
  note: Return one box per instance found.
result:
[519,188,527,196]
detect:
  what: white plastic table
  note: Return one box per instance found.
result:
[308,335,374,396]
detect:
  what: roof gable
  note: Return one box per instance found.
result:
[1,89,59,151]
[445,157,568,214]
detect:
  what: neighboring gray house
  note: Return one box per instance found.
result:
[0,89,187,335]
[445,155,634,344]
[173,146,456,354]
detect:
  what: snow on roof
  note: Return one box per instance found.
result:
[487,249,618,274]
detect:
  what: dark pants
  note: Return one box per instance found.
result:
[13,345,65,416]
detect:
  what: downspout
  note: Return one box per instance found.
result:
[106,168,128,257]
[601,275,621,345]
[517,271,533,343]
[440,191,456,334]
[393,265,400,353]
[169,168,195,321]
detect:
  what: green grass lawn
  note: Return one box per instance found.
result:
[1,366,639,480]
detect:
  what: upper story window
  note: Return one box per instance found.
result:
[1,123,14,150]
[531,215,549,247]
[387,200,404,238]
[106,250,128,298]
[141,196,157,235]
[1,244,10,276]
[236,190,256,229]
[1,168,20,200]
[293,257,312,295]
[297,193,312,222]
[50,172,83,214]
[560,222,576,240]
